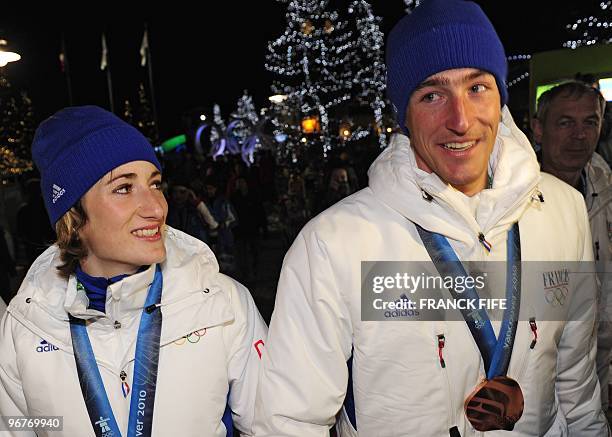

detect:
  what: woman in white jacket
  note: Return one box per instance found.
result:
[0,106,266,437]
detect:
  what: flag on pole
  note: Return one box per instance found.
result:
[140,29,149,67]
[100,33,108,71]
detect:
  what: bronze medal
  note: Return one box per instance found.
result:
[464,376,524,432]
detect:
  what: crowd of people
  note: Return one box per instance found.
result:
[0,141,370,303]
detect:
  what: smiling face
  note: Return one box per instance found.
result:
[535,92,603,186]
[405,68,501,196]
[79,160,168,277]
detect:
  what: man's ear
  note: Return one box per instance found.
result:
[531,117,544,144]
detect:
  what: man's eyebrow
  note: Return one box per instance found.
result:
[150,170,161,179]
[414,76,450,91]
[557,113,600,121]
[463,70,490,82]
[414,70,491,91]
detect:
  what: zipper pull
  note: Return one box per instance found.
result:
[437,334,446,368]
[529,317,538,349]
[478,233,492,253]
[531,189,545,203]
[120,370,130,398]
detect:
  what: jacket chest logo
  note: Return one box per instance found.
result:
[173,328,207,346]
[36,339,59,353]
[542,269,569,307]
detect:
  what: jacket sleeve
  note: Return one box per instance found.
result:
[0,311,36,437]
[223,278,268,437]
[196,201,219,230]
[556,200,610,435]
[254,230,353,436]
[595,193,612,410]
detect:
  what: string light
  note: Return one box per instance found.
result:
[507,54,532,61]
[563,2,611,49]
[265,0,391,162]
[508,72,530,88]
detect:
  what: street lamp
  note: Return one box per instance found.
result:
[0,39,20,67]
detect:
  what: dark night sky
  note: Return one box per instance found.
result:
[0,2,598,140]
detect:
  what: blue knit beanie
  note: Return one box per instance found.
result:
[31,106,162,225]
[386,0,508,133]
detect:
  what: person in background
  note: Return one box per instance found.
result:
[316,166,355,214]
[337,150,360,192]
[0,106,266,436]
[205,176,237,262]
[166,182,218,244]
[231,177,265,284]
[533,80,612,412]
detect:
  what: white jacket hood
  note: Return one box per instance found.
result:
[368,106,542,245]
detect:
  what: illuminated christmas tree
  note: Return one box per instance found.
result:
[347,0,388,146]
[230,90,259,144]
[229,90,263,164]
[134,83,159,146]
[0,73,34,179]
[266,0,354,156]
[123,99,134,126]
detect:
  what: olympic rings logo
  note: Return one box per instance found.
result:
[173,328,207,345]
[545,287,568,307]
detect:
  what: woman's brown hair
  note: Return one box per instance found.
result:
[55,201,88,278]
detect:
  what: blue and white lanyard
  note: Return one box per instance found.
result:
[416,224,521,379]
[70,265,163,437]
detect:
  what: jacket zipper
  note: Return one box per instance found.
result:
[514,317,536,382]
[436,326,456,431]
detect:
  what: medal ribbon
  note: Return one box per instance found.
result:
[416,223,521,379]
[70,264,163,437]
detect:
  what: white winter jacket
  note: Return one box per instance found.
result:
[586,152,612,311]
[255,108,609,436]
[585,152,612,411]
[0,226,267,436]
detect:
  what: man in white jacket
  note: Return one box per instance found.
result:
[534,80,612,412]
[255,0,609,435]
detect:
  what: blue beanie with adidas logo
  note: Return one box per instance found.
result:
[31,105,161,225]
[385,0,508,134]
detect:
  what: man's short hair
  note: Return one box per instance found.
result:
[536,81,606,125]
